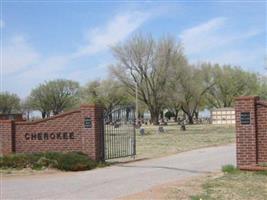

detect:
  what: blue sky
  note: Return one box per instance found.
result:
[1,1,266,98]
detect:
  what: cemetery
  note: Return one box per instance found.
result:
[1,1,266,199]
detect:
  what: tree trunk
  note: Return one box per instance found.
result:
[174,109,179,122]
[160,111,163,119]
[150,110,159,125]
[194,111,199,120]
[188,114,194,124]
[109,113,112,123]
[42,112,46,119]
[181,107,194,124]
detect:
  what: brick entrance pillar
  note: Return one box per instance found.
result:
[235,96,259,167]
[80,105,104,161]
[0,120,13,155]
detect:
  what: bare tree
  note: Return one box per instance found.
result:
[110,34,186,125]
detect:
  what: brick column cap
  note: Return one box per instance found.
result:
[235,96,259,101]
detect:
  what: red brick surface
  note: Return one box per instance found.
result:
[239,165,267,171]
[235,96,267,168]
[0,120,13,155]
[0,105,104,161]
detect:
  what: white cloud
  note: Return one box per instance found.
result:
[18,11,149,84]
[179,17,264,72]
[4,11,150,97]
[180,17,227,54]
[197,47,266,71]
[3,36,40,75]
[4,11,149,77]
[18,55,71,79]
[180,17,262,55]
[72,11,150,58]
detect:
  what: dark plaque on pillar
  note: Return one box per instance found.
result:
[84,117,92,128]
[240,112,250,125]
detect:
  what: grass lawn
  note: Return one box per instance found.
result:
[135,123,235,159]
[189,171,267,200]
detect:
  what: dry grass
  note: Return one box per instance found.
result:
[122,170,267,200]
[188,171,267,200]
[136,123,235,159]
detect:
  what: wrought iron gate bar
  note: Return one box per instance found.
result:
[103,106,136,160]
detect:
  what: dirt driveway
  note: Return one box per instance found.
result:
[2,144,235,199]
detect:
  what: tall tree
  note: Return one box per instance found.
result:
[0,92,21,114]
[29,79,80,118]
[28,84,52,118]
[204,64,259,108]
[110,34,186,125]
[172,64,214,124]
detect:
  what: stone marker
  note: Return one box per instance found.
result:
[140,127,145,136]
[158,126,164,134]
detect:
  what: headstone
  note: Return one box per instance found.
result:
[114,122,120,128]
[140,127,145,136]
[158,126,164,134]
[180,124,186,131]
[180,121,186,131]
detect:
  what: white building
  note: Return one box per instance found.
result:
[211,107,235,125]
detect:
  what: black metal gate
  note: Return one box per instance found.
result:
[104,106,136,160]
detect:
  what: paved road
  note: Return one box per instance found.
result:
[2,145,235,200]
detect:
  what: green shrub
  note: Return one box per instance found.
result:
[0,154,30,169]
[0,152,101,171]
[222,164,238,173]
[56,152,98,171]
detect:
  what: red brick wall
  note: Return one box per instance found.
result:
[0,120,13,155]
[235,96,267,167]
[0,105,104,161]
